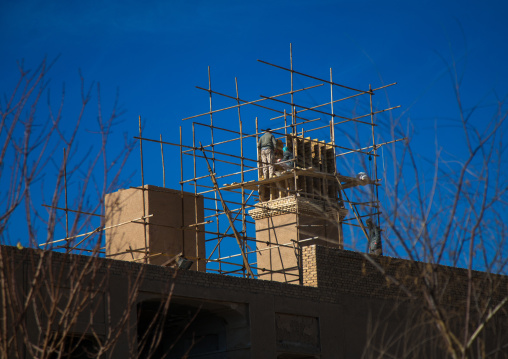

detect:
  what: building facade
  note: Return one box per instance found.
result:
[2,244,507,358]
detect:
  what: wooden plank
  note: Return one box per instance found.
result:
[221,168,377,192]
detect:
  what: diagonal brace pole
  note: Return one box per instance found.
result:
[199,143,254,278]
[335,174,370,242]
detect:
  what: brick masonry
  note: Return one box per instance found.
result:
[2,245,320,302]
[5,243,507,309]
[3,244,508,358]
[302,244,508,308]
[249,195,347,220]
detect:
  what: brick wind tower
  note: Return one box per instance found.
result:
[249,134,349,283]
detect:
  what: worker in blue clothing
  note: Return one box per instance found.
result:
[278,146,294,170]
[258,128,277,179]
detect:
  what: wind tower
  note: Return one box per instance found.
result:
[249,133,350,283]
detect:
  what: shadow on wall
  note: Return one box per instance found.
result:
[137,297,250,359]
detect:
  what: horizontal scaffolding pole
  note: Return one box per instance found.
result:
[52,245,105,254]
[343,200,380,208]
[183,119,317,154]
[350,105,401,122]
[191,86,316,123]
[258,59,370,94]
[269,82,397,122]
[182,83,324,121]
[216,237,317,261]
[205,235,257,243]
[39,214,153,246]
[204,212,256,225]
[260,95,375,126]
[181,151,257,172]
[135,136,259,167]
[201,193,259,208]
[342,212,382,222]
[130,219,213,230]
[42,204,104,217]
[336,137,407,157]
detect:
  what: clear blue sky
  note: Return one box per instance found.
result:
[2,1,506,127]
[1,0,507,266]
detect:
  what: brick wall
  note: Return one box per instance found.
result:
[5,244,508,358]
[302,244,508,308]
[302,245,318,287]
[4,244,508,308]
[1,245,322,303]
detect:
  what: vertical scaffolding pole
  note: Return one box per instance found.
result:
[329,68,336,156]
[235,77,247,278]
[63,147,69,249]
[208,66,221,274]
[369,84,381,227]
[290,43,296,132]
[289,44,299,231]
[180,126,185,258]
[255,117,261,200]
[284,109,288,138]
[330,68,343,246]
[284,109,290,200]
[138,116,148,263]
[160,134,166,187]
[192,122,200,270]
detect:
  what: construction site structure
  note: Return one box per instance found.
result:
[40,45,403,285]
[247,135,346,282]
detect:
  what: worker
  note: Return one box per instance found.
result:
[278,146,294,170]
[258,128,277,179]
[366,218,383,255]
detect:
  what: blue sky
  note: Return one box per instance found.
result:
[1,1,507,270]
[3,1,506,130]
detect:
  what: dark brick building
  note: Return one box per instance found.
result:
[2,243,507,358]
